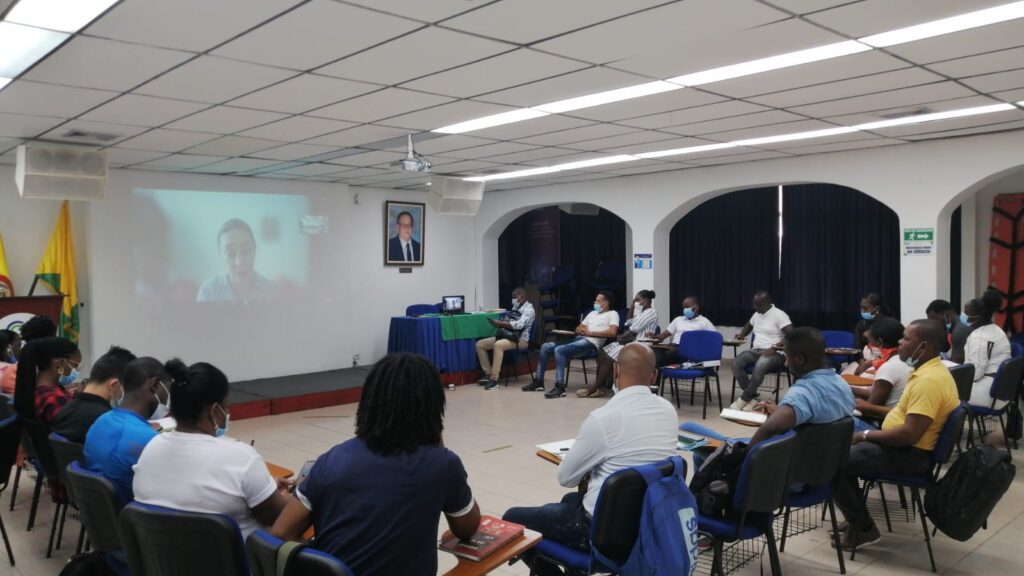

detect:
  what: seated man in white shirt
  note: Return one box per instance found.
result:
[730,291,793,411]
[579,290,659,399]
[503,344,677,576]
[651,295,715,367]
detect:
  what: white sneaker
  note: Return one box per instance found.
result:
[729,398,749,411]
[741,399,761,412]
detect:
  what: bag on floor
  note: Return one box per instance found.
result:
[1005,400,1023,442]
[594,456,698,576]
[925,443,1016,541]
[689,441,748,519]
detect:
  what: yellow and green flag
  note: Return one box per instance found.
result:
[35,201,79,341]
[0,231,12,296]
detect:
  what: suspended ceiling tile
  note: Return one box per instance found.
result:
[599,136,717,155]
[568,130,681,152]
[824,94,998,126]
[661,110,806,137]
[212,0,422,70]
[779,138,904,155]
[475,146,584,165]
[610,18,844,80]
[229,74,380,114]
[106,148,170,166]
[40,120,148,146]
[0,81,116,117]
[308,88,454,123]
[114,129,221,153]
[685,149,792,165]
[879,19,1024,65]
[135,56,296,104]
[563,88,725,122]
[443,141,540,160]
[400,49,589,99]
[467,114,592,141]
[619,100,769,130]
[164,106,289,134]
[387,135,499,155]
[748,68,947,109]
[478,67,651,108]
[961,70,1024,94]
[380,100,517,131]
[0,112,66,139]
[703,119,836,141]
[787,82,975,119]
[316,27,513,86]
[25,36,193,91]
[236,116,357,142]
[758,0,854,15]
[80,94,209,127]
[184,135,283,156]
[927,46,1024,78]
[441,0,669,45]
[133,154,229,170]
[246,142,340,161]
[534,0,786,65]
[191,157,284,174]
[804,0,1008,38]
[84,0,303,52]
[858,109,1024,138]
[303,124,412,147]
[343,0,487,23]
[517,123,637,147]
[902,118,1024,140]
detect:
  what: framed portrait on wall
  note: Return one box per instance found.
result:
[384,201,425,266]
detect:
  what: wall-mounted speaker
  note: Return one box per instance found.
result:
[428,175,484,215]
[15,144,107,201]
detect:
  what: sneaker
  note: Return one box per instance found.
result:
[575,388,593,398]
[729,397,751,411]
[477,376,490,385]
[828,521,849,535]
[696,532,713,552]
[521,380,545,392]
[544,385,567,399]
[484,379,499,391]
[741,399,761,412]
[834,523,881,551]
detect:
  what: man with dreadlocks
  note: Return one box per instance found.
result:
[271,353,480,576]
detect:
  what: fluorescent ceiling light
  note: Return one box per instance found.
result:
[464,166,562,182]
[854,103,1017,130]
[0,22,68,78]
[466,155,638,182]
[635,142,738,159]
[0,77,11,91]
[5,0,121,33]
[731,126,859,147]
[860,1,1024,47]
[433,108,549,134]
[667,41,870,87]
[534,81,681,114]
[555,155,638,171]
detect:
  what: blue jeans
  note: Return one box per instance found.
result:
[503,492,591,575]
[733,349,787,401]
[536,337,596,385]
[853,416,879,433]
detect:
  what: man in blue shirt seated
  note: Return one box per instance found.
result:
[682,327,855,451]
[84,357,171,502]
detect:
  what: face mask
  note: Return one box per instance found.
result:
[593,304,601,313]
[59,367,79,387]
[634,302,644,314]
[903,343,926,369]
[110,385,125,409]
[683,307,695,320]
[960,312,970,325]
[511,298,518,309]
[860,311,876,321]
[945,322,953,332]
[213,403,230,438]
[150,382,171,420]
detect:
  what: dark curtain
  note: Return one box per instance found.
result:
[498,207,626,317]
[778,184,900,330]
[669,188,780,326]
[950,206,962,310]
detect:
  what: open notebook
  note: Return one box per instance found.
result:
[536,439,575,460]
[719,408,767,425]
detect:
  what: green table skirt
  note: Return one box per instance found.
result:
[438,312,501,341]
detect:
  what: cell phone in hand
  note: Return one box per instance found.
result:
[292,460,315,493]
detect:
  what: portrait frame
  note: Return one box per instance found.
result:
[384,201,426,266]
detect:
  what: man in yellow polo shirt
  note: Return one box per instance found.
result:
[832,319,960,550]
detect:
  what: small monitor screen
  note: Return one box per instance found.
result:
[442,295,465,313]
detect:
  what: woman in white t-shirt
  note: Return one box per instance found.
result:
[526,291,619,399]
[850,318,910,430]
[133,359,291,538]
[963,291,1013,409]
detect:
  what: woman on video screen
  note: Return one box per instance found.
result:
[197,219,278,303]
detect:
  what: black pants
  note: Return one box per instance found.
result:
[503,493,591,575]
[654,348,683,367]
[833,442,933,530]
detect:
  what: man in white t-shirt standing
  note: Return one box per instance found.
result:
[651,295,715,367]
[524,291,620,399]
[730,291,793,411]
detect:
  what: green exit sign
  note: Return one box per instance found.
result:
[904,229,934,241]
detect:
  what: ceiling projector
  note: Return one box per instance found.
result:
[391,134,432,172]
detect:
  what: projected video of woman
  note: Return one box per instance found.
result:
[197,218,278,303]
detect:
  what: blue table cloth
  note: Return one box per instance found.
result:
[387,316,480,373]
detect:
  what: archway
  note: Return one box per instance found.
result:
[664,183,900,331]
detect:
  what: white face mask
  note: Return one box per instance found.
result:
[511,298,519,309]
[634,302,644,314]
[150,381,171,420]
[110,384,125,409]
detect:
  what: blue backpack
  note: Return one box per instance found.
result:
[594,456,699,576]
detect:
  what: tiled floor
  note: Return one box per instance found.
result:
[3,364,1023,575]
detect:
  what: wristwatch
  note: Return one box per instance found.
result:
[862,430,870,442]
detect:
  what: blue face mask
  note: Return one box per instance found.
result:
[593,304,601,313]
[683,307,696,320]
[860,311,876,321]
[213,404,230,438]
[903,344,925,369]
[59,368,79,387]
[945,322,953,332]
[960,312,970,325]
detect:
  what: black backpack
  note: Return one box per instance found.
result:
[59,552,112,576]
[689,441,748,519]
[924,444,1016,541]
